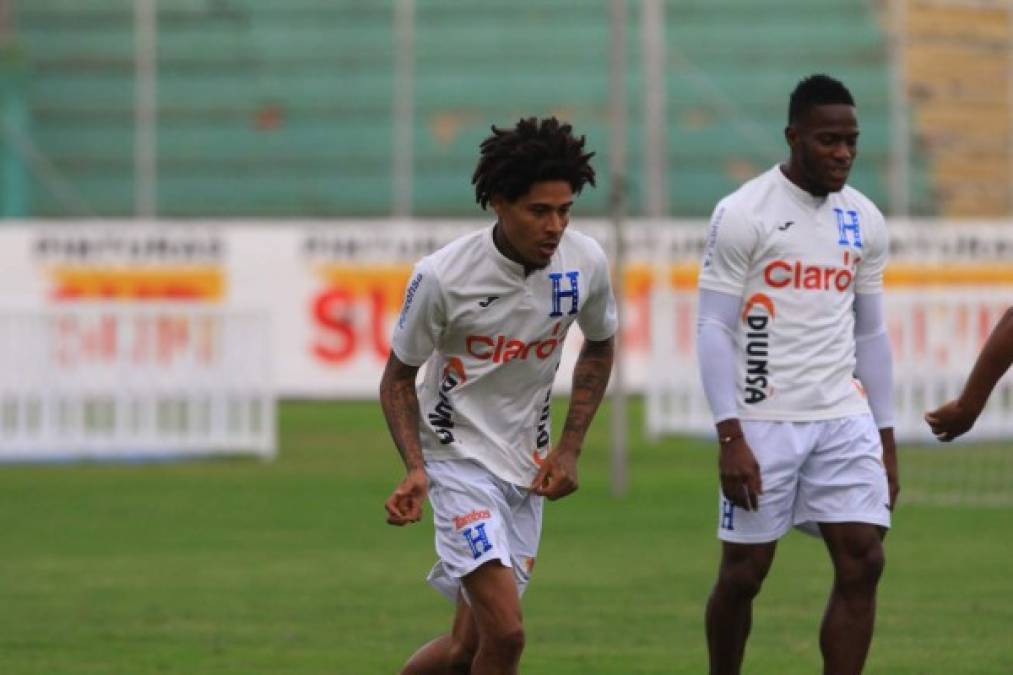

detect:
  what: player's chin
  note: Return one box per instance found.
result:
[524,252,552,269]
[822,169,849,192]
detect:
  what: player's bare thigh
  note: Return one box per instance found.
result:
[461,560,524,638]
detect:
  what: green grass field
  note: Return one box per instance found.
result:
[1,399,1011,674]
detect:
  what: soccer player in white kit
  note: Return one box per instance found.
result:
[696,75,899,675]
[381,117,617,675]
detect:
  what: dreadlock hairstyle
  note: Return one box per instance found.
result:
[472,117,596,209]
[788,74,855,124]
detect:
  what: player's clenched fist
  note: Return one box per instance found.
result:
[385,469,427,525]
[924,400,979,442]
[530,448,579,500]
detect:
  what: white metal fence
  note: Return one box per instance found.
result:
[0,303,275,461]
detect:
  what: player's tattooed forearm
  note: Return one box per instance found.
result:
[381,376,424,470]
[572,359,610,398]
[561,339,614,446]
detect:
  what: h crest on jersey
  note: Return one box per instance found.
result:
[833,208,863,248]
[548,271,580,317]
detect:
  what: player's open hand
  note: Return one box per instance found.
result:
[530,448,579,500]
[719,438,763,511]
[925,399,979,442]
[385,468,427,526]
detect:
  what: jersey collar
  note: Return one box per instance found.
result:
[774,164,829,210]
[483,223,530,276]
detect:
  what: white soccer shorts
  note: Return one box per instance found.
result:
[717,413,891,543]
[425,458,543,603]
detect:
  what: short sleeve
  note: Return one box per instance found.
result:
[576,240,618,342]
[390,260,445,366]
[698,201,758,296]
[854,206,888,295]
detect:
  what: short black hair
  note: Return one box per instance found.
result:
[788,74,855,124]
[472,117,596,209]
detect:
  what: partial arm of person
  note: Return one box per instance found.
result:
[853,292,899,508]
[530,335,614,500]
[379,353,427,525]
[382,261,442,526]
[697,288,762,511]
[926,306,1013,441]
[697,202,762,510]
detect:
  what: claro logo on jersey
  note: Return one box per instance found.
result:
[741,293,775,405]
[763,251,860,292]
[465,322,563,363]
[428,357,466,444]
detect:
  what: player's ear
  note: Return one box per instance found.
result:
[490,194,506,219]
[784,124,797,149]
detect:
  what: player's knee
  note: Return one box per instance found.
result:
[859,544,885,586]
[837,543,885,592]
[717,559,768,599]
[484,624,525,659]
[721,572,765,600]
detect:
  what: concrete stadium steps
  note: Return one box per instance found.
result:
[15,0,899,217]
[902,0,1012,217]
[32,123,392,164]
[28,172,393,218]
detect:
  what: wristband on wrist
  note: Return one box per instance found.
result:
[719,432,743,445]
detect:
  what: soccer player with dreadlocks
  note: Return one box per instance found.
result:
[381,117,616,674]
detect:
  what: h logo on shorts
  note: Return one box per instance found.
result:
[549,271,580,317]
[720,499,735,531]
[833,208,863,248]
[462,523,494,559]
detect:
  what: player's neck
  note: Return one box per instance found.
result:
[779,162,828,198]
[492,222,538,276]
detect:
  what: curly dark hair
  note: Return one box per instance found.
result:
[788,74,855,124]
[472,117,596,209]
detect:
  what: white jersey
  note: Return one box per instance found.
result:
[698,165,888,421]
[392,224,618,486]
